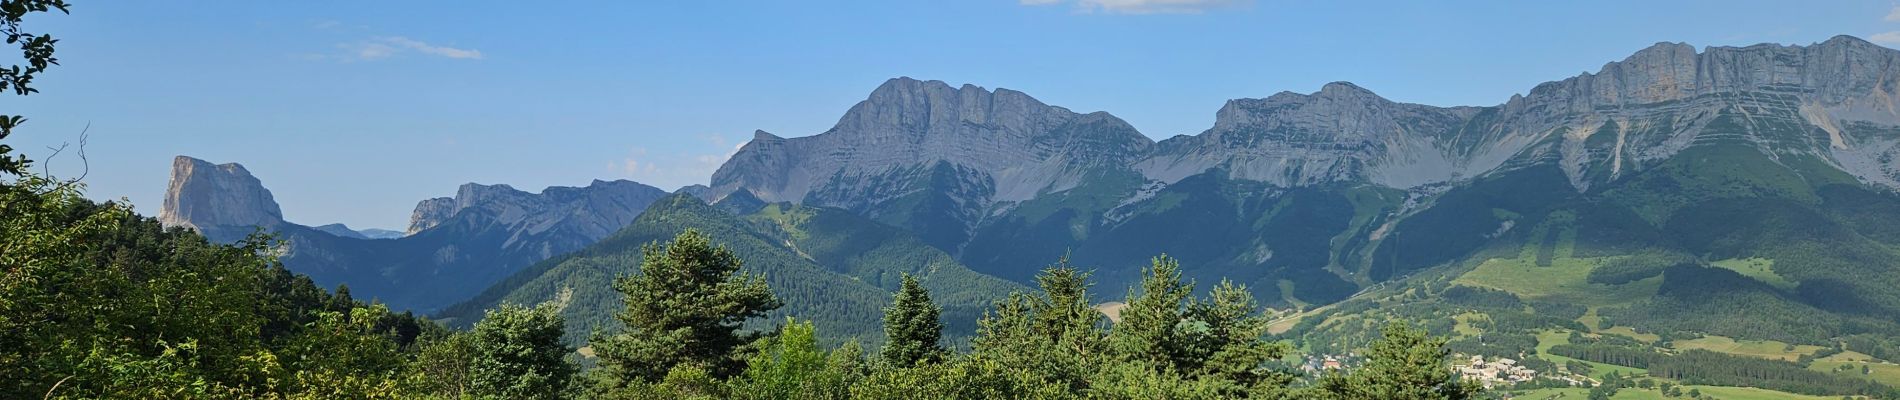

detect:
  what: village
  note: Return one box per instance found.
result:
[1453,355,1596,389]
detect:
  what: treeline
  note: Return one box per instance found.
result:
[581,231,1484,399]
[1652,350,1896,398]
[1584,249,1695,285]
[1549,344,1899,398]
[1546,344,1665,369]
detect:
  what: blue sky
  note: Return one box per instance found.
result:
[2,1,1892,230]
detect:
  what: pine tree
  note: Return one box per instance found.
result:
[593,229,782,383]
[1183,279,1292,388]
[1111,254,1193,369]
[467,303,573,400]
[1033,258,1102,350]
[881,273,946,368]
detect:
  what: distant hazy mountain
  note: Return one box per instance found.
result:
[311,223,403,240]
[160,156,670,312]
[356,228,405,239]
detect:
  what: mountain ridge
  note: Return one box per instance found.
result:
[160,155,672,312]
[695,35,1900,310]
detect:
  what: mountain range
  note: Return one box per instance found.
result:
[166,35,1900,358]
[159,155,670,312]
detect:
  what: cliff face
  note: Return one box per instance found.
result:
[159,156,285,239]
[710,77,1154,207]
[717,36,1900,199]
[403,179,670,256]
[1138,82,1483,189]
[160,155,674,312]
[703,36,1900,261]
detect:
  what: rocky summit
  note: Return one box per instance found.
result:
[158,156,673,312]
[694,36,1900,301]
[405,179,670,259]
[159,156,286,241]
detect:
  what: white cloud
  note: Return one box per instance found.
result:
[608,135,747,189]
[1887,6,1900,21]
[1872,31,1900,46]
[330,36,484,62]
[379,36,485,59]
[1023,0,1251,14]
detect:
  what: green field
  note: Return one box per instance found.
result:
[1807,351,1900,387]
[1671,335,1821,362]
[1454,255,1660,307]
[1709,258,1795,290]
[1510,385,1840,399]
[1599,326,1660,344]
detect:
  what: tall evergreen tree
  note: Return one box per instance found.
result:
[1111,255,1193,369]
[1033,258,1102,351]
[468,303,574,400]
[881,273,946,368]
[1182,279,1292,389]
[593,229,781,383]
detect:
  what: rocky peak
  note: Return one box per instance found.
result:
[1142,82,1476,188]
[832,77,1067,141]
[404,179,668,247]
[713,77,1153,205]
[1517,35,1900,115]
[159,156,284,232]
[1212,81,1405,136]
[407,197,457,234]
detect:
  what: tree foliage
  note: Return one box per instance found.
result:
[469,303,574,400]
[592,229,782,383]
[1311,322,1481,400]
[880,273,945,368]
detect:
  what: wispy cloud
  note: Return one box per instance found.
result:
[1872,31,1900,46]
[1022,0,1251,14]
[379,37,484,59]
[1887,6,1900,22]
[316,35,484,62]
[608,134,746,188]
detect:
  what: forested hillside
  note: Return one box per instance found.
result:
[437,194,1026,347]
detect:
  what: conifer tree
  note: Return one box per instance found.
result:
[1033,258,1102,350]
[1183,279,1291,388]
[1111,255,1193,369]
[881,273,946,368]
[593,229,781,383]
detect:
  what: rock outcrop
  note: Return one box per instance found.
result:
[404,179,670,255]
[159,156,285,240]
[160,155,674,312]
[707,36,1900,254]
[711,77,1154,206]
